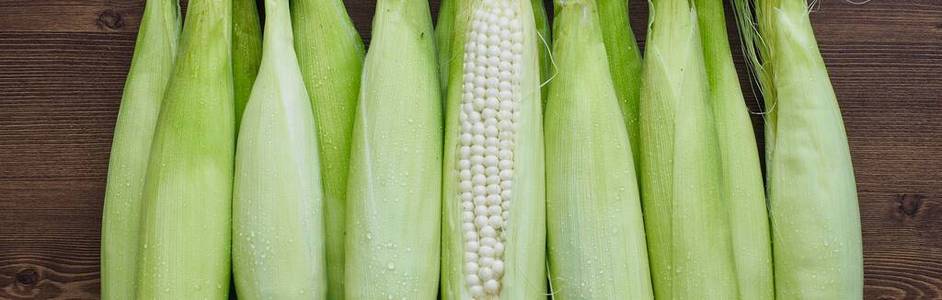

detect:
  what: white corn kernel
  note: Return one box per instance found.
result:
[458,1,523,298]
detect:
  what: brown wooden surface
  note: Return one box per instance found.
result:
[0,0,939,299]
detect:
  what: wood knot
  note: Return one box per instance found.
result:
[895,194,924,218]
[97,9,125,30]
[15,268,38,286]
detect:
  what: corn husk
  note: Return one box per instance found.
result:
[232,0,262,127]
[100,0,180,298]
[291,0,366,297]
[532,0,551,106]
[545,0,653,298]
[134,0,234,298]
[639,0,738,298]
[597,0,643,168]
[435,0,458,92]
[733,0,863,297]
[343,0,442,298]
[693,0,774,298]
[231,0,326,298]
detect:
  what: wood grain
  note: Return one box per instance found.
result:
[0,1,145,33]
[0,0,940,299]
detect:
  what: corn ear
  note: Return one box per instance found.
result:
[232,0,262,127]
[733,0,863,298]
[545,0,653,299]
[639,0,738,298]
[694,0,774,298]
[135,0,233,298]
[438,0,549,105]
[440,0,546,298]
[231,0,326,298]
[291,0,365,298]
[344,0,442,298]
[596,0,643,170]
[100,0,180,298]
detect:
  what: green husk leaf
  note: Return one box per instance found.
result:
[232,0,262,128]
[733,0,863,298]
[100,0,180,298]
[435,0,457,92]
[597,0,643,170]
[639,0,738,298]
[693,0,774,298]
[232,0,326,298]
[545,0,653,298]
[135,0,234,298]
[440,0,546,298]
[533,0,552,107]
[344,0,442,298]
[291,0,365,298]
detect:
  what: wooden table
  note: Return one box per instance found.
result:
[0,0,939,299]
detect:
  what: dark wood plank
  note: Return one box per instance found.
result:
[809,0,942,44]
[0,208,102,300]
[0,0,940,299]
[0,1,145,33]
[0,30,127,299]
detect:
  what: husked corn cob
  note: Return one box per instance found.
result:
[291,0,365,297]
[231,0,327,298]
[438,0,550,105]
[134,0,234,298]
[100,0,180,298]
[545,0,653,299]
[441,0,546,298]
[344,0,442,298]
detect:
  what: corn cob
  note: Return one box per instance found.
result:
[441,0,546,298]
[545,0,653,298]
[100,0,180,298]
[344,0,442,298]
[232,0,262,128]
[291,0,365,297]
[231,0,326,298]
[439,0,550,106]
[694,0,774,298]
[733,0,863,298]
[596,0,643,170]
[639,0,739,298]
[135,0,233,298]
